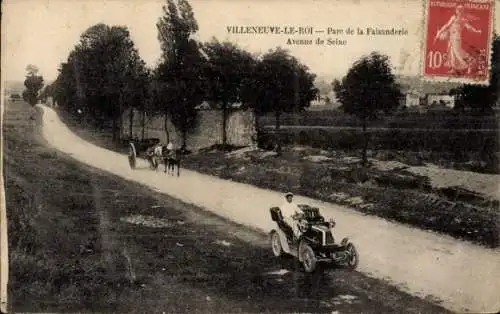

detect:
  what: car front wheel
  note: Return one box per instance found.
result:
[300,243,317,273]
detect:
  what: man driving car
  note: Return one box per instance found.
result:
[280,192,303,240]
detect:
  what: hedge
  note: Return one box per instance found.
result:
[259,127,499,156]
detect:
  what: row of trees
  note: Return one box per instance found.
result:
[40,0,498,161]
[45,0,318,150]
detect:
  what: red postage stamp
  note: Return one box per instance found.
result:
[423,0,494,84]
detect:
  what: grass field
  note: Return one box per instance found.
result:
[258,127,499,174]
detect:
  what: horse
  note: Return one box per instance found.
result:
[162,147,181,177]
[144,143,164,170]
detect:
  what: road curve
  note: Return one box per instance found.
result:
[39,105,500,313]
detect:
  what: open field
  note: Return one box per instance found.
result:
[258,127,499,174]
[259,110,500,174]
[3,102,456,312]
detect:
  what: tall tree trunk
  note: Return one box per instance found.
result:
[112,111,117,142]
[141,111,146,140]
[118,98,123,142]
[362,116,368,166]
[253,110,260,148]
[222,101,228,150]
[129,107,134,139]
[164,110,170,143]
[275,110,282,154]
[182,130,187,150]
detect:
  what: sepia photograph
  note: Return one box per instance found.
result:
[1,0,499,313]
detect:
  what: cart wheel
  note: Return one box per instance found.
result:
[270,231,283,257]
[299,242,317,273]
[345,243,359,271]
[128,142,137,169]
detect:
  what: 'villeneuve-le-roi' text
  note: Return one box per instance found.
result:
[226,26,408,36]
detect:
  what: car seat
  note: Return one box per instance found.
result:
[270,207,294,241]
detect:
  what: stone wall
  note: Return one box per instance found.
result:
[121,108,257,151]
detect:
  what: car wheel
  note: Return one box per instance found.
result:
[300,243,317,273]
[345,243,359,270]
[271,231,283,257]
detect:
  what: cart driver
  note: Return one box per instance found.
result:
[280,192,303,240]
[166,141,175,158]
[153,142,163,156]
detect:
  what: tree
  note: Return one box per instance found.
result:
[333,51,401,165]
[53,58,79,114]
[53,24,149,140]
[23,64,44,105]
[201,38,256,150]
[244,47,317,152]
[451,35,499,114]
[148,67,171,142]
[155,0,204,149]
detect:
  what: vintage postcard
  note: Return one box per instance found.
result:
[1,0,499,313]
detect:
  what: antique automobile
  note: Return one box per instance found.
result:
[269,204,359,273]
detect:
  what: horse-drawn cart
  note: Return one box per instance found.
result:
[127,138,161,169]
[127,138,182,176]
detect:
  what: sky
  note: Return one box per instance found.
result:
[2,0,500,83]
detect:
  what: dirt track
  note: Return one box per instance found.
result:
[40,105,500,313]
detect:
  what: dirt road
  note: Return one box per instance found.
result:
[40,105,500,313]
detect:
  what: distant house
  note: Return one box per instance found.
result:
[310,91,336,108]
[195,101,211,110]
[231,102,243,109]
[195,101,244,110]
[399,92,420,107]
[310,97,327,107]
[9,93,22,102]
[426,94,455,108]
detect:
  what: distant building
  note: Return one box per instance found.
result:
[426,94,455,108]
[400,92,420,107]
[310,92,336,107]
[195,101,244,110]
[195,101,211,110]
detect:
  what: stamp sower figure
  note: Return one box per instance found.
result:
[280,192,302,240]
[434,5,482,73]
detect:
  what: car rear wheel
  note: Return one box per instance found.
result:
[300,243,317,273]
[345,243,359,270]
[271,231,283,257]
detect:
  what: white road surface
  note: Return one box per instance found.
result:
[40,105,500,313]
